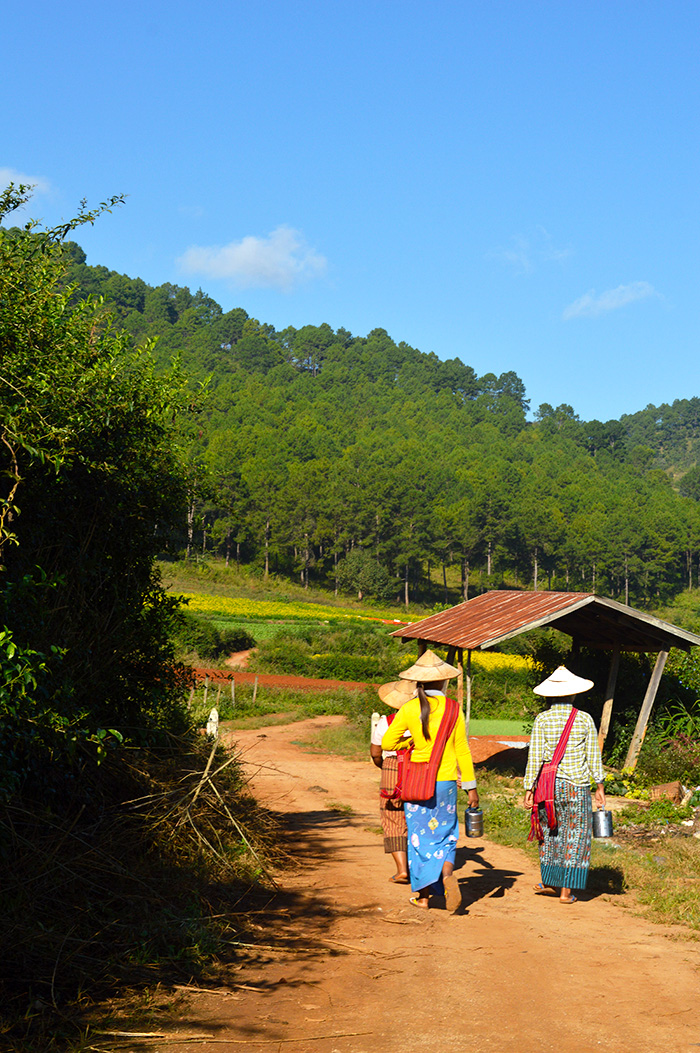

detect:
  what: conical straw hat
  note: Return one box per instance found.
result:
[377,680,417,708]
[533,665,594,697]
[398,649,459,683]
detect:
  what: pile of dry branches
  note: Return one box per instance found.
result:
[0,733,278,1050]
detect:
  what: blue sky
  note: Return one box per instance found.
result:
[4,0,698,421]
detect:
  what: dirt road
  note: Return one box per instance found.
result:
[157,716,700,1053]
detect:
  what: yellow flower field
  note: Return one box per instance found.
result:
[179,592,408,624]
[398,651,532,673]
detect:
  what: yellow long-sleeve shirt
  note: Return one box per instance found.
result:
[381,691,477,788]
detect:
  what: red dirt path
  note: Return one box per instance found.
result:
[153,714,700,1053]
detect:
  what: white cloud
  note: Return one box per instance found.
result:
[0,167,52,196]
[487,235,533,274]
[178,225,327,291]
[488,227,571,274]
[562,281,657,320]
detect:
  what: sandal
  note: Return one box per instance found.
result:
[559,894,577,904]
[390,874,410,884]
[443,873,461,913]
[409,895,429,910]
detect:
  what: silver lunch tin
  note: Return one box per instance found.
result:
[465,806,484,838]
[592,808,614,838]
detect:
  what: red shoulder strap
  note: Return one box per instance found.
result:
[552,708,578,764]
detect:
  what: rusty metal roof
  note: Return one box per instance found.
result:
[391,591,700,653]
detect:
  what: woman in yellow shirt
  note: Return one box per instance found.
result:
[382,650,479,912]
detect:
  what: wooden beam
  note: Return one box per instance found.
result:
[417,639,427,657]
[598,643,620,751]
[465,649,472,737]
[623,649,669,771]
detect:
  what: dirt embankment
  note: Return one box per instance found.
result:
[152,715,700,1053]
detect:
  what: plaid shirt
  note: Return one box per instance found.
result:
[524,704,605,789]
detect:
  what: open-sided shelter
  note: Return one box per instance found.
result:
[391,591,700,769]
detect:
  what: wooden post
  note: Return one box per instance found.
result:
[465,649,472,737]
[457,648,464,718]
[417,639,427,657]
[598,644,620,751]
[216,684,222,706]
[624,649,669,771]
[252,676,259,707]
[203,675,210,709]
[187,685,195,709]
[231,678,235,706]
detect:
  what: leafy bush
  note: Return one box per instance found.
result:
[617,797,693,825]
[249,624,405,681]
[634,730,700,787]
[0,185,195,794]
[173,610,254,660]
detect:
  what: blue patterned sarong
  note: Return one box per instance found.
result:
[539,777,592,890]
[405,780,459,893]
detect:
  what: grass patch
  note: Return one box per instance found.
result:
[190,682,376,728]
[292,723,368,760]
[469,719,528,736]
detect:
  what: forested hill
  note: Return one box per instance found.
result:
[60,240,700,605]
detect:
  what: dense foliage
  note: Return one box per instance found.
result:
[58,245,700,609]
[0,187,195,797]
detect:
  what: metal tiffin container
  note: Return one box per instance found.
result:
[592,807,614,838]
[465,806,484,838]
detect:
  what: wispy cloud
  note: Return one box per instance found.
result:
[488,234,533,273]
[178,225,327,291]
[0,167,52,219]
[488,227,572,274]
[0,166,52,195]
[562,281,657,320]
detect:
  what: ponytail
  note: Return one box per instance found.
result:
[417,683,432,741]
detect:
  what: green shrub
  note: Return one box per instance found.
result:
[634,730,700,787]
[249,624,405,681]
[173,610,254,661]
[617,797,693,825]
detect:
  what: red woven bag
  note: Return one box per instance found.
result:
[399,697,459,803]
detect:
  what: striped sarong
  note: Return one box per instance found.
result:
[539,777,592,890]
[405,780,458,893]
[379,756,407,854]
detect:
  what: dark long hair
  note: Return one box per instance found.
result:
[417,682,433,741]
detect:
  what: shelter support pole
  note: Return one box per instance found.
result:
[457,647,464,717]
[598,644,620,751]
[465,650,472,737]
[623,649,669,771]
[417,639,427,657]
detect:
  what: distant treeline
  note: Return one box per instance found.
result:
[61,241,700,606]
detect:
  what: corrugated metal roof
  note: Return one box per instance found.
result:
[391,590,700,653]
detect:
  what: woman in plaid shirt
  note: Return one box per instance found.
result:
[523,666,606,904]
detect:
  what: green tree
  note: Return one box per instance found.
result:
[0,184,194,795]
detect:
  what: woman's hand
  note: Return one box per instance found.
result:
[594,782,606,810]
[370,743,384,769]
[467,787,479,808]
[523,789,534,809]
